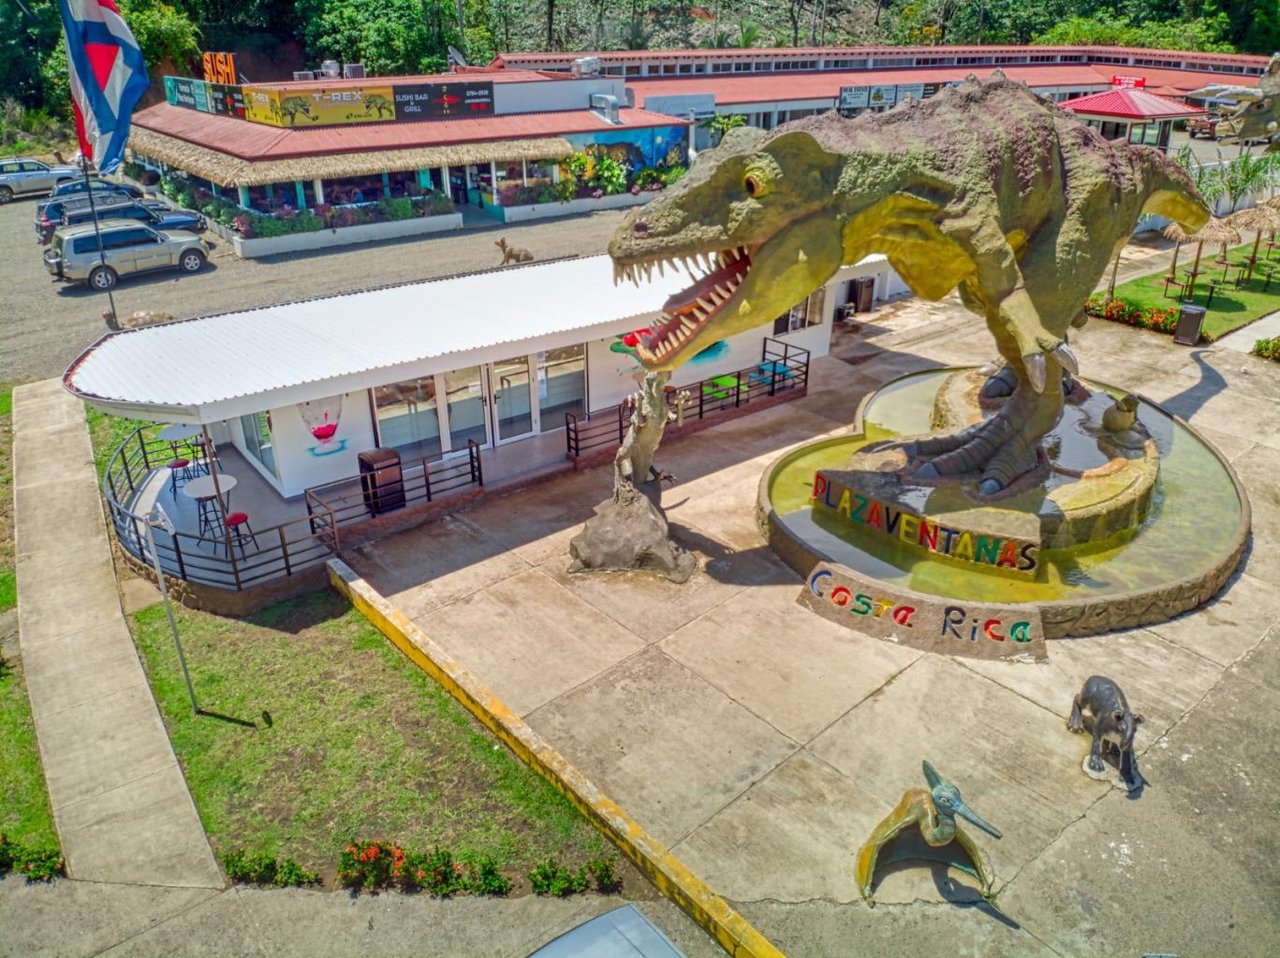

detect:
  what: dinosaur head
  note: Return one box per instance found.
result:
[609,126,845,370]
[1213,55,1280,151]
[923,760,1002,839]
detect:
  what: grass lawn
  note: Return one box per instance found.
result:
[0,383,59,851]
[1107,242,1280,341]
[130,589,610,884]
[85,405,150,479]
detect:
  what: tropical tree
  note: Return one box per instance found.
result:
[1212,150,1273,214]
[707,112,746,146]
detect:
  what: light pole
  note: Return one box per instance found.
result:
[143,504,200,715]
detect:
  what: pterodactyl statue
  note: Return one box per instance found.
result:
[855,760,1002,907]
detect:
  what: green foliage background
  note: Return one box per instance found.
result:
[2,1,1278,119]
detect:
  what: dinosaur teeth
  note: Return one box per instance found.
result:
[692,305,708,321]
[697,296,716,312]
[715,283,731,299]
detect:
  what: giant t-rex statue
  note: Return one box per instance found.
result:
[609,73,1209,493]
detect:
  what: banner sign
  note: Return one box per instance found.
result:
[798,562,1048,662]
[202,51,238,85]
[164,75,494,127]
[839,86,869,110]
[868,85,898,109]
[922,82,944,98]
[393,81,495,119]
[209,83,246,118]
[896,82,926,101]
[1111,75,1146,89]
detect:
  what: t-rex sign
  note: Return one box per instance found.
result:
[608,73,1210,493]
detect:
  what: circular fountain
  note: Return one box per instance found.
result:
[758,368,1250,641]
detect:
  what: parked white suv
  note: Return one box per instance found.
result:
[44,220,210,290]
[0,157,81,203]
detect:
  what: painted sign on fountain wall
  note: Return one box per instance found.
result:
[799,563,1047,661]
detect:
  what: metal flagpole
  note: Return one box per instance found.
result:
[79,155,119,325]
[144,505,199,715]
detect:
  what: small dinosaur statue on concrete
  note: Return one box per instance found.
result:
[1190,55,1280,151]
[1069,674,1148,792]
[609,72,1210,493]
[855,760,1002,908]
[496,237,534,265]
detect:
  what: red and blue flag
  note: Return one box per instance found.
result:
[56,0,149,174]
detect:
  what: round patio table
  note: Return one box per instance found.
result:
[156,423,201,442]
[182,474,238,540]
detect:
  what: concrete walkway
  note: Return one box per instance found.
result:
[1215,307,1280,352]
[11,380,222,888]
[347,283,1280,956]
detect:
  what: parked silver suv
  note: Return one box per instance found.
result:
[44,220,210,290]
[0,157,81,203]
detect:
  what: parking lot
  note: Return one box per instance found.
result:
[1,195,629,384]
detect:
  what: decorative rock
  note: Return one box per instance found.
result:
[568,487,696,583]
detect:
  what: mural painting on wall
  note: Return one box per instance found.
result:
[563,126,690,177]
[298,396,346,457]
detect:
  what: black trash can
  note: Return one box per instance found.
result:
[358,448,405,515]
[1173,303,1206,346]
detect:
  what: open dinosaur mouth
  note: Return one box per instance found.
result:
[613,246,753,363]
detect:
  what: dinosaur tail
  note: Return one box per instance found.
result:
[1137,148,1211,233]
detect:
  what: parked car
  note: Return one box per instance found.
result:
[43,220,210,291]
[1186,113,1223,139]
[58,199,207,240]
[48,178,143,200]
[0,157,81,203]
[34,189,139,242]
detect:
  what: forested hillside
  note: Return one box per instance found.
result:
[3,1,1277,120]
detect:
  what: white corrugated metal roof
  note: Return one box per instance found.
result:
[64,254,668,423]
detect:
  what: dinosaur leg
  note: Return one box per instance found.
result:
[1067,695,1086,734]
[1087,731,1106,774]
[952,824,999,903]
[908,286,1069,493]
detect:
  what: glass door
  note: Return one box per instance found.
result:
[491,355,535,443]
[442,365,490,452]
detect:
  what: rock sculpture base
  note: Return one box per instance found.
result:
[568,486,696,584]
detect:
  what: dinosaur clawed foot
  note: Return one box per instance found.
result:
[1022,341,1077,393]
[905,413,1039,496]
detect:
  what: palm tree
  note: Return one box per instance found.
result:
[1167,147,1226,280]
[738,19,760,48]
[707,113,746,146]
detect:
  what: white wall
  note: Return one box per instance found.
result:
[494,77,626,114]
[227,391,378,498]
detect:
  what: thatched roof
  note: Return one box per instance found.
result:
[129,127,574,188]
[1163,216,1240,245]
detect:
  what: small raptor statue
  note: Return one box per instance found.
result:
[610,72,1210,493]
[855,760,1002,907]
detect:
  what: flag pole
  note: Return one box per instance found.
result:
[79,154,119,326]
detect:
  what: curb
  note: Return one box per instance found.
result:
[327,558,784,958]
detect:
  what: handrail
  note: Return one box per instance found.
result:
[564,337,810,461]
[101,425,338,592]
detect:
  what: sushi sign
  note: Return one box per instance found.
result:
[1111,75,1146,89]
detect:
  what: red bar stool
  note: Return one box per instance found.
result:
[167,457,193,495]
[224,512,258,558]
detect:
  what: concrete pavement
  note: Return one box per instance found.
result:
[347,261,1280,955]
[11,380,222,888]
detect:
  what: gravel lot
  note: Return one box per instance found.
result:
[0,198,629,384]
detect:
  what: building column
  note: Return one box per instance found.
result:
[237,185,250,208]
[381,172,390,197]
[438,166,448,194]
[211,183,221,199]
[295,180,306,209]
[522,159,528,187]
[313,178,325,204]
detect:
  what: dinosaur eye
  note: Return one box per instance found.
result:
[743,172,770,198]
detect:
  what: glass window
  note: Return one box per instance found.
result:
[240,411,277,476]
[373,377,442,459]
[443,365,487,449]
[537,345,586,426]
[492,355,533,441]
[771,289,825,335]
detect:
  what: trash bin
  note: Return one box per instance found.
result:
[358,448,405,515]
[1173,303,1206,346]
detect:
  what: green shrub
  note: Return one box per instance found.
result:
[223,849,318,887]
[379,197,416,221]
[586,855,620,892]
[660,165,687,187]
[553,179,577,203]
[338,840,400,891]
[465,857,513,896]
[1251,336,1280,361]
[0,833,63,883]
[528,857,589,896]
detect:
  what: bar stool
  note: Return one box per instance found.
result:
[190,437,214,476]
[224,512,258,558]
[167,457,194,495]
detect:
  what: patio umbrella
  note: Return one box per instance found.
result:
[1226,205,1280,283]
[1161,221,1192,280]
[1181,218,1240,293]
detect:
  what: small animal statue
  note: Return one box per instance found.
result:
[1068,675,1148,791]
[855,760,1002,908]
[1102,394,1139,434]
[496,237,534,265]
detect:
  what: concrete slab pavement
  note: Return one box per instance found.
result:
[11,380,222,889]
[347,283,1280,955]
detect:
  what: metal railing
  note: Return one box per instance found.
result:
[102,427,338,591]
[303,438,483,535]
[564,337,810,461]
